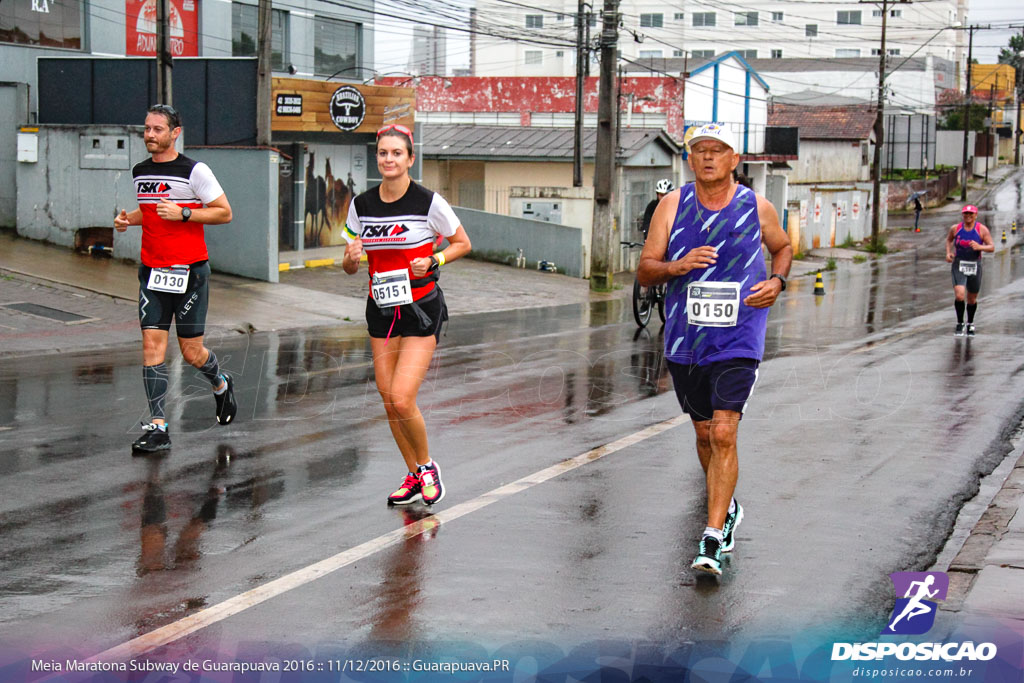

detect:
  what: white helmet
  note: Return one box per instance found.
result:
[655,179,674,194]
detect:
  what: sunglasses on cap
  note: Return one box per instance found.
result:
[377,123,413,145]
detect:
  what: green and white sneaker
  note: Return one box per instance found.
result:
[691,536,723,576]
[722,501,744,553]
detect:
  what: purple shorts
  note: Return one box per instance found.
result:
[667,358,760,420]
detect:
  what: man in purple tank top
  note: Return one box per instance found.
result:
[944,205,993,337]
[638,123,793,577]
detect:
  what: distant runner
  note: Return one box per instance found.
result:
[115,104,237,454]
[638,123,792,577]
[945,205,993,337]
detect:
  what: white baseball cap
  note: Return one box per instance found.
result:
[685,123,737,152]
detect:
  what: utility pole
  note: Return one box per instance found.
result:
[573,0,587,187]
[960,26,975,201]
[868,0,890,251]
[589,0,619,291]
[256,0,272,146]
[155,0,172,104]
[985,82,994,182]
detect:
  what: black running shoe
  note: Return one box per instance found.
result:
[214,374,237,425]
[954,323,965,337]
[132,423,171,454]
[691,536,723,576]
[722,501,744,553]
[966,324,976,337]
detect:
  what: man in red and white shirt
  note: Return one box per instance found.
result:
[115,104,236,454]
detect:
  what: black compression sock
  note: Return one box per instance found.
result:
[966,303,977,323]
[198,350,222,388]
[954,300,965,324]
[143,363,169,422]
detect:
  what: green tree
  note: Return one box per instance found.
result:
[939,102,989,132]
[999,33,1024,97]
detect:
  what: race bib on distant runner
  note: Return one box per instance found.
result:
[371,268,413,308]
[147,265,189,294]
[959,261,978,276]
[687,281,741,327]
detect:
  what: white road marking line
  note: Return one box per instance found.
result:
[88,414,689,662]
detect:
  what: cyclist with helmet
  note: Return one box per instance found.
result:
[640,179,674,239]
[342,123,472,507]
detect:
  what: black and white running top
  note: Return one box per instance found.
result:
[344,181,460,301]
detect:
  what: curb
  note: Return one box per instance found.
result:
[940,449,1024,612]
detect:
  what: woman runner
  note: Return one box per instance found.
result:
[342,124,471,505]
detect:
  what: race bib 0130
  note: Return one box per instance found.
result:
[687,281,741,327]
[147,265,190,294]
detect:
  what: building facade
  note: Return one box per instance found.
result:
[471,0,967,84]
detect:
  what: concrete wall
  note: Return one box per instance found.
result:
[788,139,868,184]
[1,82,30,227]
[787,183,885,252]
[455,206,585,278]
[188,147,281,283]
[15,125,279,282]
[16,124,147,247]
[936,130,975,168]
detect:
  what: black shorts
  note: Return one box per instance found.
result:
[138,261,210,339]
[667,358,760,421]
[366,287,448,341]
[951,258,981,294]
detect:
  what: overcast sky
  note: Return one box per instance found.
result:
[968,0,1022,63]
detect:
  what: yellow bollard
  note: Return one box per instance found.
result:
[814,271,826,296]
[1013,220,1018,235]
[1002,231,1007,244]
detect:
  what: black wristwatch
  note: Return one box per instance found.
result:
[429,255,440,272]
[770,273,787,291]
[181,207,192,222]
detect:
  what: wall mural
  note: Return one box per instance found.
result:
[303,144,367,248]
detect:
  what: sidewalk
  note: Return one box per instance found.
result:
[0,230,628,358]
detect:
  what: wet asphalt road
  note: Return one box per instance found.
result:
[2,171,1024,667]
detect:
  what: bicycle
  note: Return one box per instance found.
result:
[621,241,666,328]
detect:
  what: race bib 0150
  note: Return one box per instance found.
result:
[687,281,741,327]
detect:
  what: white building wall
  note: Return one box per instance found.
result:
[788,140,868,184]
[757,63,939,112]
[472,0,964,81]
[683,56,768,154]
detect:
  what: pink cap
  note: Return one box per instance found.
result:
[961,205,978,214]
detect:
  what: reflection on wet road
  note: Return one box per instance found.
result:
[1,170,1024,660]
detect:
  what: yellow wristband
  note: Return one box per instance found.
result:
[437,251,446,266]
